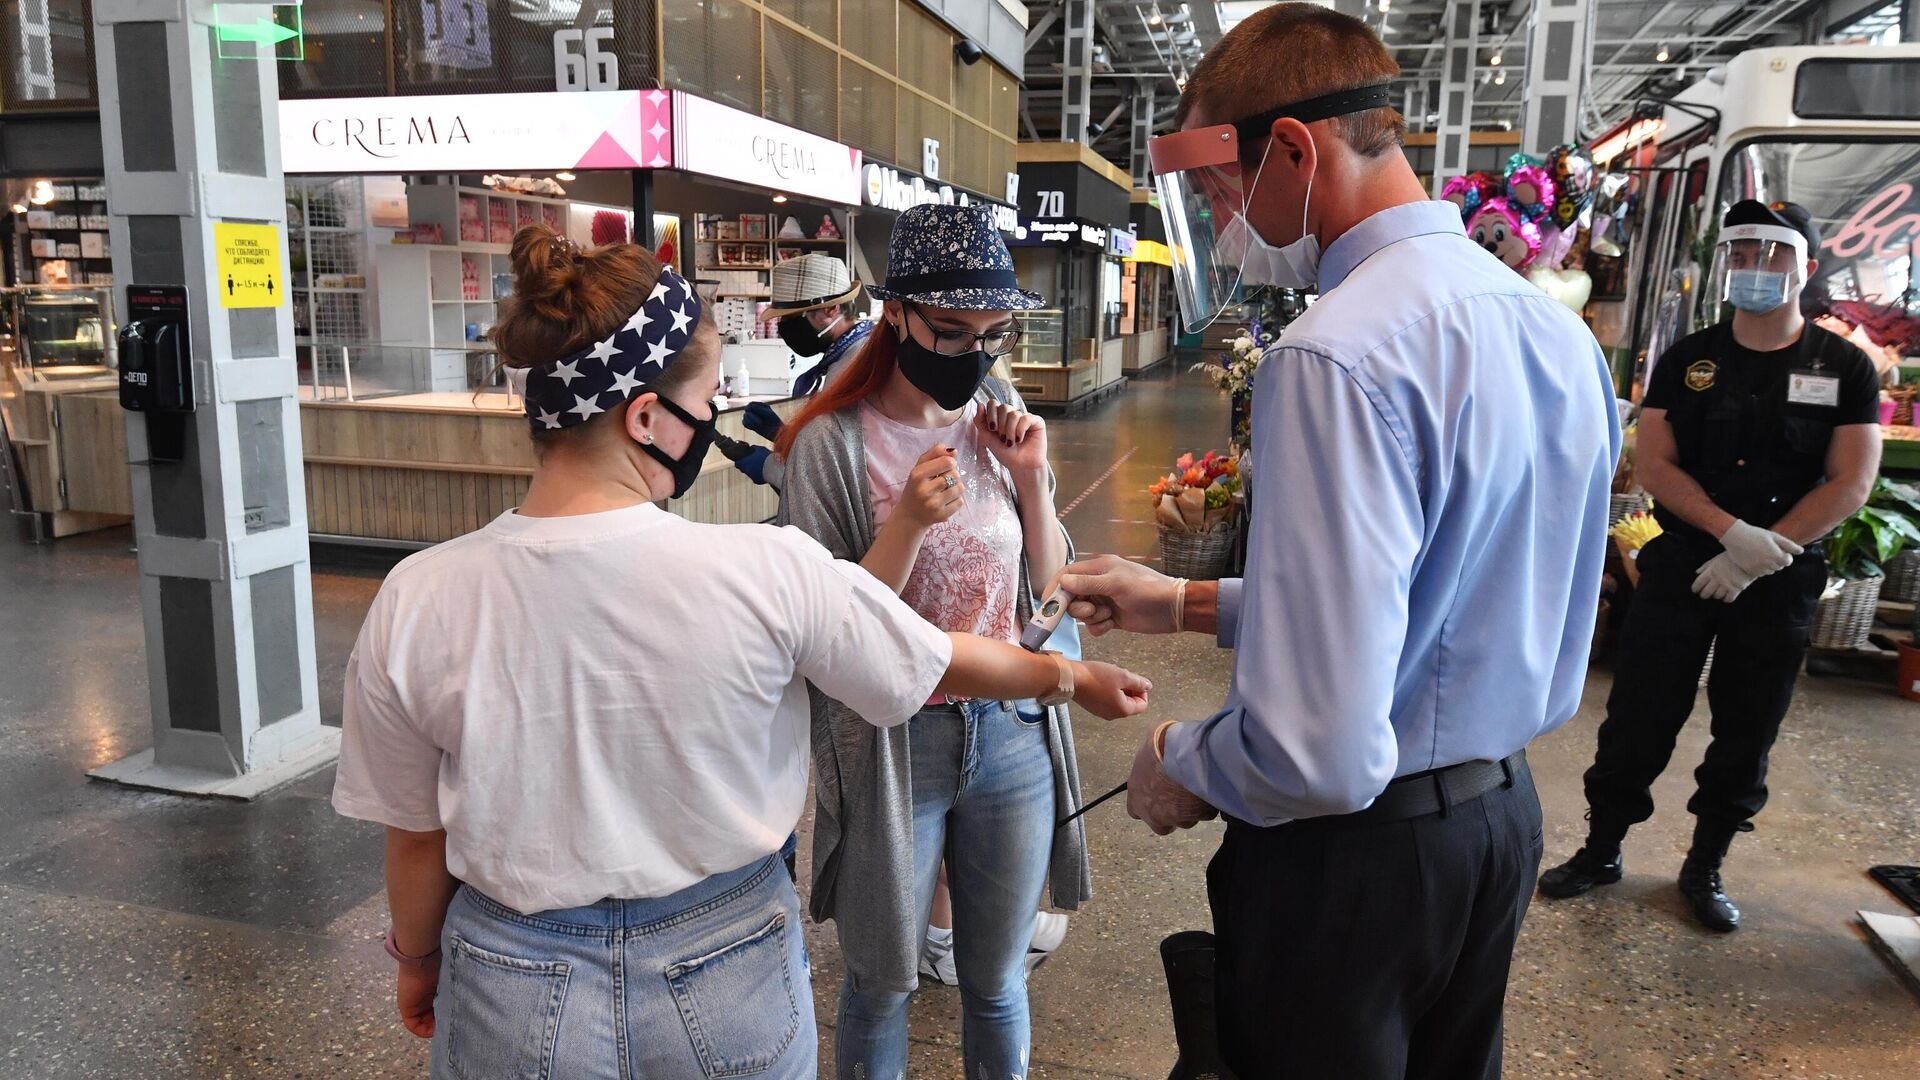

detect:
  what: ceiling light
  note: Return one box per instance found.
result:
[1656,43,1670,62]
[1148,6,1162,25]
[772,194,788,203]
[1494,70,1506,86]
[28,179,54,206]
[1490,51,1501,67]
[1499,119,1513,131]
[554,171,575,182]
[9,203,24,215]
[1379,0,1390,11]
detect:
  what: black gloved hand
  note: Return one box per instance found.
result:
[742,401,784,441]
[713,433,756,463]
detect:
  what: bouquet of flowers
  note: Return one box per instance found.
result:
[1149,450,1242,535]
[1192,325,1268,396]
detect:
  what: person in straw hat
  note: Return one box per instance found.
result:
[723,252,872,489]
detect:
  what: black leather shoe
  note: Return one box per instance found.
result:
[1679,866,1741,932]
[1539,848,1625,898]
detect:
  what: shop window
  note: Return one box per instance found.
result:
[278,0,388,98]
[762,0,837,44]
[385,0,658,96]
[765,19,838,140]
[5,0,95,105]
[839,0,895,75]
[664,0,761,113]
[840,56,896,160]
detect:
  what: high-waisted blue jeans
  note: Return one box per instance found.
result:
[431,853,815,1079]
[835,698,1055,1080]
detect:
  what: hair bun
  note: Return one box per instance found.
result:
[510,224,582,324]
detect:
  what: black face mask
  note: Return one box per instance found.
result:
[639,394,718,500]
[895,330,994,411]
[778,314,827,357]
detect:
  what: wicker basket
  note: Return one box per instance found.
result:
[1159,522,1239,580]
[1609,491,1650,526]
[1884,550,1920,604]
[1811,575,1884,651]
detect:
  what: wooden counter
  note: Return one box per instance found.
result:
[9,380,806,545]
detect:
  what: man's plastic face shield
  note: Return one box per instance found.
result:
[1711,222,1809,305]
[1148,83,1393,333]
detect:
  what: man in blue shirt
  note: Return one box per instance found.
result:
[1059,7,1619,1077]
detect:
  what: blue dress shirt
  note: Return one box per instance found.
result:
[1161,201,1622,825]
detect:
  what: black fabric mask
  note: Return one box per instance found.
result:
[778,314,827,357]
[639,394,718,500]
[895,331,993,411]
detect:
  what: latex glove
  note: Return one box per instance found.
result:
[1719,519,1803,576]
[742,401,784,441]
[1692,552,1759,604]
[733,446,772,485]
[1127,722,1217,836]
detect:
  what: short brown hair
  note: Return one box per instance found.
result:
[1177,2,1405,162]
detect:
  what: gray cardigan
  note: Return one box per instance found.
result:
[777,378,1093,993]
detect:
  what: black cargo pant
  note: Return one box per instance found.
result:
[1584,533,1827,837]
[1209,757,1544,1079]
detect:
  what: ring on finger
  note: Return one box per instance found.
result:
[943,474,957,489]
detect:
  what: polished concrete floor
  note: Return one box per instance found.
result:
[2,364,1916,1079]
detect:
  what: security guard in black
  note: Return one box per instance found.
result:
[1540,199,1882,933]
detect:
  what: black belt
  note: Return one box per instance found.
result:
[1235,751,1529,832]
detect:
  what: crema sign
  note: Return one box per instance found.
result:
[863,163,1019,234]
[305,114,473,161]
[676,94,863,205]
[279,91,662,173]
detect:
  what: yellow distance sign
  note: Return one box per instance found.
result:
[213,222,285,308]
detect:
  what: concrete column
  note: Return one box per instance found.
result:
[1520,0,1594,157]
[89,0,333,797]
[1060,0,1094,142]
[1129,87,1157,188]
[1432,0,1479,195]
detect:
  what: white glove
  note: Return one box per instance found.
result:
[1718,519,1803,576]
[1692,553,1759,603]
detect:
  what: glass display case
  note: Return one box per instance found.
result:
[2,285,115,375]
[1012,308,1067,367]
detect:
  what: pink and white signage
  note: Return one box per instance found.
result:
[674,94,863,206]
[279,90,673,173]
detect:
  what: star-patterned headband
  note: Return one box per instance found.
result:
[523,267,704,431]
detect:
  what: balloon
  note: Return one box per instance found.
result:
[1545,145,1595,228]
[1527,266,1594,312]
[1506,164,1557,223]
[1439,171,1504,221]
[1467,198,1544,270]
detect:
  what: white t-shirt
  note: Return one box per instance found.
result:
[331,502,952,914]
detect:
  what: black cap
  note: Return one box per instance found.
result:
[1723,199,1822,250]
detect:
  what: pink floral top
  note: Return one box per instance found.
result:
[861,400,1024,647]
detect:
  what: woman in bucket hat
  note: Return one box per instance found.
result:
[723,253,874,489]
[775,203,1094,1078]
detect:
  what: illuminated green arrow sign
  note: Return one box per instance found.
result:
[216,18,299,46]
[213,5,305,61]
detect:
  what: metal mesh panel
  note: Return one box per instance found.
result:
[989,136,1015,201]
[761,0,836,43]
[953,48,992,125]
[897,5,949,101]
[839,0,895,75]
[765,20,838,140]
[5,0,95,106]
[948,118,989,196]
[390,0,660,96]
[839,58,895,161]
[664,0,761,113]
[279,0,388,98]
[896,90,950,177]
[991,65,1018,142]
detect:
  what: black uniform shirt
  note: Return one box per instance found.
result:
[1643,322,1879,547]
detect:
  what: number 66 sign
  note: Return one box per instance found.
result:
[554,27,619,92]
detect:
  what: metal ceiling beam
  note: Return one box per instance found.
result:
[1025,6,1060,52]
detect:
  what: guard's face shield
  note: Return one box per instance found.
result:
[1149,125,1255,335]
[1710,222,1808,315]
[1149,83,1395,334]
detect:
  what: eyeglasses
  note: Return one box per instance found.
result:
[905,303,1023,358]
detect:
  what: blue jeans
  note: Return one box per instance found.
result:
[431,854,815,1080]
[835,699,1055,1080]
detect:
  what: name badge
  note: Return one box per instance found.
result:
[1787,373,1840,407]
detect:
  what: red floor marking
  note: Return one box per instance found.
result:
[1058,445,1138,519]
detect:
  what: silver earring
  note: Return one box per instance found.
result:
[641,434,655,444]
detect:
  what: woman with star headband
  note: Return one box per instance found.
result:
[330,224,1152,1080]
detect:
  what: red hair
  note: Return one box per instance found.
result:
[774,319,900,457]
